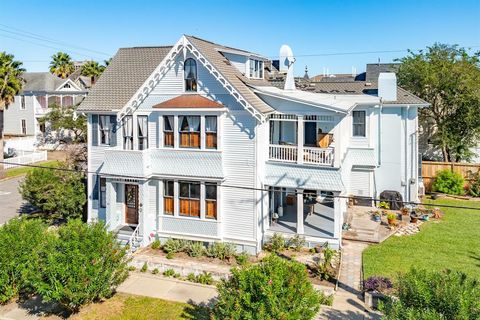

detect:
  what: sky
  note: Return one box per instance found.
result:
[1,0,479,76]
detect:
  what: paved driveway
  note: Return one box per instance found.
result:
[0,176,25,225]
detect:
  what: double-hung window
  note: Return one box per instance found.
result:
[164,180,174,215]
[20,96,26,110]
[100,178,106,208]
[163,116,174,147]
[122,116,133,150]
[205,183,217,219]
[137,116,148,150]
[205,116,217,149]
[179,116,200,148]
[99,115,111,145]
[21,119,26,135]
[249,59,263,78]
[352,111,366,137]
[179,182,200,217]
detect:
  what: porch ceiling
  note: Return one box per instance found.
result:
[265,162,344,192]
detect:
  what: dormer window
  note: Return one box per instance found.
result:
[184,58,197,92]
[249,59,263,79]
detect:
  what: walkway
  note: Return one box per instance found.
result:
[0,176,26,225]
[117,272,217,305]
[318,240,380,319]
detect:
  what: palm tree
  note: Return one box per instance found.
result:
[50,52,74,79]
[103,58,112,67]
[81,60,105,85]
[0,52,25,177]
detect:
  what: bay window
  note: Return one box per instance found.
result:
[164,180,174,215]
[179,116,200,148]
[205,183,217,219]
[122,115,133,150]
[205,116,217,149]
[138,115,148,150]
[179,182,200,217]
[163,116,174,147]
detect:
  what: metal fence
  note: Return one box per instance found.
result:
[422,161,480,193]
[4,151,48,169]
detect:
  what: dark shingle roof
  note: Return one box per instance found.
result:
[20,72,66,93]
[77,46,172,111]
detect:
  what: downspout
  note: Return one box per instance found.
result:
[375,101,383,202]
[404,106,410,202]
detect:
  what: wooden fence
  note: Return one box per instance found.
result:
[422,161,480,193]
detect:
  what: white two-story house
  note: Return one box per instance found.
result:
[77,35,427,254]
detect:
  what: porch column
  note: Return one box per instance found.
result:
[333,192,341,239]
[297,116,304,164]
[296,189,304,234]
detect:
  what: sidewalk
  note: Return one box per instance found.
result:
[117,272,218,305]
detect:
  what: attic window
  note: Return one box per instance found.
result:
[184,58,198,92]
[64,83,71,89]
[249,59,263,79]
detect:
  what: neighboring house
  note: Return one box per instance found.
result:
[3,72,88,152]
[77,35,427,254]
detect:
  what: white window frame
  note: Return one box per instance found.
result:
[20,119,27,135]
[122,115,133,150]
[137,115,149,150]
[352,110,367,138]
[20,95,26,110]
[99,115,111,145]
[249,59,264,79]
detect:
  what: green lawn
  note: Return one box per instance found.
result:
[73,294,210,320]
[5,160,61,178]
[363,198,480,280]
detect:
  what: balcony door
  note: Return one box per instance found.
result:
[125,184,139,225]
[304,122,317,147]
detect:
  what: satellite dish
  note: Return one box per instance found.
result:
[279,45,294,73]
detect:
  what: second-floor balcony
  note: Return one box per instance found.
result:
[268,114,336,166]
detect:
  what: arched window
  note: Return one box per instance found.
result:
[184,58,197,92]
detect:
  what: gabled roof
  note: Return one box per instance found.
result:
[153,94,224,109]
[77,46,172,111]
[20,72,70,93]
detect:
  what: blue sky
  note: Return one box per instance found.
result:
[1,0,479,76]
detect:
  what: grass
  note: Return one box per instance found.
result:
[363,198,480,280]
[72,293,210,320]
[5,160,61,178]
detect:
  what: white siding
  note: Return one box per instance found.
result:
[350,169,371,196]
[222,52,247,75]
[3,95,36,136]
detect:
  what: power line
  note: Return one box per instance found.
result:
[2,160,480,212]
[0,24,112,57]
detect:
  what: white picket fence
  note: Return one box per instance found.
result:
[3,151,48,169]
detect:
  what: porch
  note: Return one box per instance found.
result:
[268,114,337,166]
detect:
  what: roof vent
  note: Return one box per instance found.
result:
[279,44,296,90]
[378,72,397,101]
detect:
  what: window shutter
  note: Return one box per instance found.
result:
[91,115,99,146]
[92,175,99,200]
[109,115,117,146]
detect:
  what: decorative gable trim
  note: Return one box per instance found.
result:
[55,78,82,92]
[118,36,266,123]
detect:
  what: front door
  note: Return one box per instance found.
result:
[304,122,317,147]
[125,184,139,225]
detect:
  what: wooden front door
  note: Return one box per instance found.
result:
[125,184,139,225]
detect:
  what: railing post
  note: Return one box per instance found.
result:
[297,116,304,164]
[296,189,304,234]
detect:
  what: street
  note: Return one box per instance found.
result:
[0,176,25,225]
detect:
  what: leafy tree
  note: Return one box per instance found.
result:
[49,52,75,79]
[33,220,129,311]
[381,268,480,319]
[396,44,480,162]
[0,52,24,177]
[39,103,86,143]
[19,163,86,219]
[0,219,47,303]
[81,60,105,85]
[213,254,325,320]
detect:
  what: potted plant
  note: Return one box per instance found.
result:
[400,207,409,215]
[372,211,381,222]
[387,213,397,226]
[410,210,418,223]
[378,201,390,210]
[363,276,393,309]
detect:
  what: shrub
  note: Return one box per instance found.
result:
[151,239,161,250]
[266,233,286,252]
[186,241,205,257]
[196,272,214,285]
[152,268,159,275]
[163,269,176,277]
[162,238,189,254]
[206,242,236,260]
[432,169,465,195]
[33,220,129,311]
[467,170,480,197]
[19,164,86,219]
[128,266,136,271]
[0,219,47,304]
[287,234,306,251]
[363,276,393,293]
[316,244,335,281]
[187,273,196,282]
[213,254,325,320]
[140,263,148,273]
[235,252,249,266]
[381,269,480,319]
[166,252,175,259]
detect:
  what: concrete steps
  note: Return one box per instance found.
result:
[115,226,143,253]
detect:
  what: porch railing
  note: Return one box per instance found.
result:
[269,144,297,163]
[269,144,334,166]
[127,224,141,254]
[303,147,334,166]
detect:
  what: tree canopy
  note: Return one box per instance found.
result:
[49,52,75,79]
[396,43,480,162]
[81,60,106,85]
[0,51,24,108]
[39,103,86,143]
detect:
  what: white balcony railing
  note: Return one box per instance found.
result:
[269,144,334,166]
